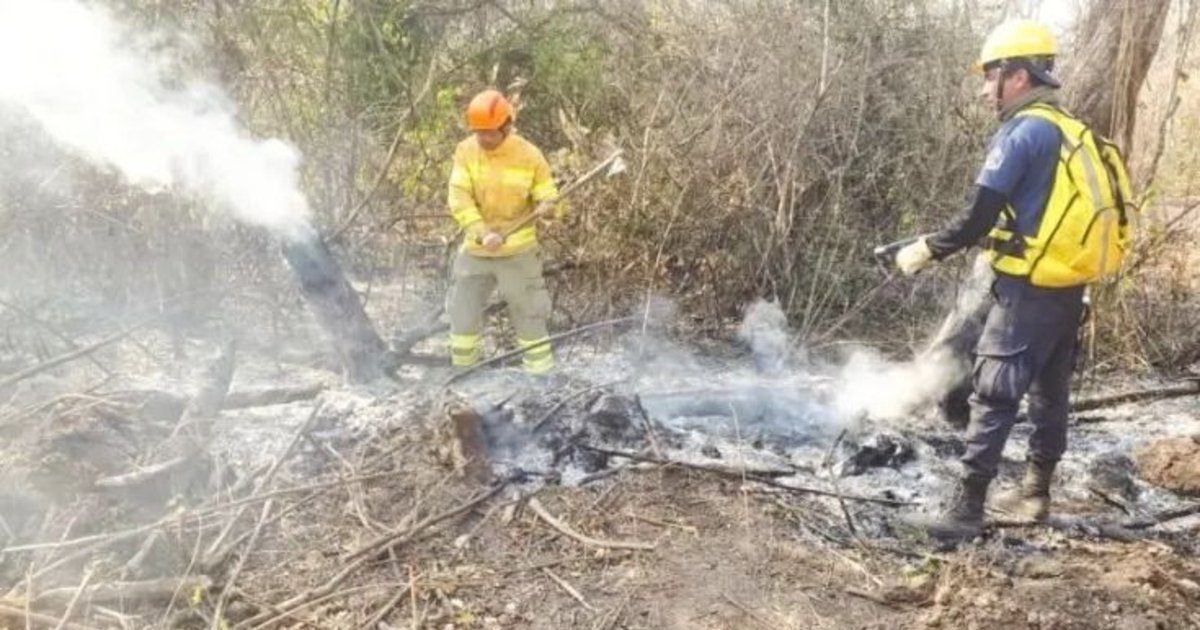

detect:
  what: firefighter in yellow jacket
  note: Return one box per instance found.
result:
[446,89,559,375]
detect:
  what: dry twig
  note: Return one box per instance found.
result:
[0,315,159,391]
[543,567,596,612]
[237,482,507,629]
[588,446,914,507]
[50,568,92,630]
[0,603,99,630]
[527,497,655,551]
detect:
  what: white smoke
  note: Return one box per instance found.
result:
[733,298,967,423]
[830,346,965,422]
[737,299,791,374]
[0,0,313,241]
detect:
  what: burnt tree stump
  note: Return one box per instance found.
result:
[282,232,393,383]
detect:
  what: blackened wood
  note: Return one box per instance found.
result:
[282,233,392,382]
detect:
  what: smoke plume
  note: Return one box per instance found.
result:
[733,298,968,423]
[737,299,791,374]
[0,0,313,241]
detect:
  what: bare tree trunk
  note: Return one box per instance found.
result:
[1060,0,1172,147]
[282,233,393,382]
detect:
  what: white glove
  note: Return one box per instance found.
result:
[481,232,504,250]
[896,238,935,276]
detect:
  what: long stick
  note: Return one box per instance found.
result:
[1071,379,1200,412]
[0,298,112,376]
[50,568,92,630]
[0,315,158,391]
[493,151,625,241]
[211,500,274,630]
[0,604,99,630]
[588,447,914,507]
[527,497,655,551]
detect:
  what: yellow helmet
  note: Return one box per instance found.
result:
[975,20,1059,85]
[977,20,1057,67]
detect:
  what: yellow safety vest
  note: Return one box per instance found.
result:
[985,104,1136,288]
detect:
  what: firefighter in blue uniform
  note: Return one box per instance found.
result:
[895,20,1134,539]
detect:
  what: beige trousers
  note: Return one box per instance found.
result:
[447,248,553,373]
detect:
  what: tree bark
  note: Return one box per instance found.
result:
[1060,0,1172,147]
[281,232,393,382]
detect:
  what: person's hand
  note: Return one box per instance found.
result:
[481,231,504,251]
[896,238,935,276]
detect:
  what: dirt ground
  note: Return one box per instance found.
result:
[1,278,1199,630]
[2,374,1198,630]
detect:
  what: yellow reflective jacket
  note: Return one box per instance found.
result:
[448,133,559,257]
[985,104,1136,288]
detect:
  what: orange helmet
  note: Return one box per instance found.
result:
[466,89,514,131]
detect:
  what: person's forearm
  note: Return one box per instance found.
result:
[926,186,1006,259]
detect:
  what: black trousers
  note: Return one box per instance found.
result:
[960,275,1085,482]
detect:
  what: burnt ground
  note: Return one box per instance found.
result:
[0,291,1198,630]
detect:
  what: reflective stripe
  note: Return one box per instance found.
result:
[500,167,535,188]
[1074,135,1108,211]
[518,336,554,374]
[450,164,474,188]
[531,179,558,201]
[523,356,555,375]
[503,225,538,250]
[451,206,484,227]
[450,334,481,367]
[451,333,481,348]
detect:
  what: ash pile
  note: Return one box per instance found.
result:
[441,300,1200,551]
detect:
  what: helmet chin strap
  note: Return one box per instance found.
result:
[993,62,1007,115]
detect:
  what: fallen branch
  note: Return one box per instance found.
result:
[543,567,596,612]
[212,500,274,630]
[201,472,394,515]
[0,604,100,630]
[1123,503,1200,530]
[360,585,413,630]
[239,583,402,630]
[583,446,794,478]
[238,482,507,630]
[120,530,162,579]
[1071,379,1200,413]
[204,403,323,566]
[93,456,190,489]
[586,446,914,507]
[527,497,655,552]
[0,297,113,377]
[843,587,903,610]
[342,482,507,564]
[51,568,92,630]
[34,576,213,607]
[222,384,326,410]
[0,315,158,391]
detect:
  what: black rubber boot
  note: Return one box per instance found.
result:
[993,459,1055,522]
[909,476,989,542]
